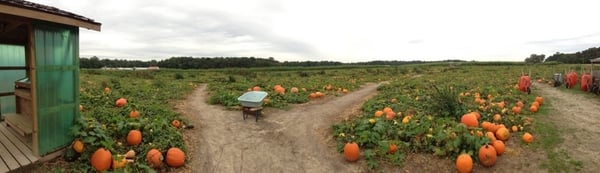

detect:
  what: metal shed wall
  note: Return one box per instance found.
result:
[33,22,79,155]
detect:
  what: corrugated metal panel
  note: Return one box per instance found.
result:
[33,22,79,156]
[0,44,26,114]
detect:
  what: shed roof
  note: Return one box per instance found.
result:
[591,58,600,63]
[0,0,101,31]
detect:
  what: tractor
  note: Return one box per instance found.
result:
[590,58,600,95]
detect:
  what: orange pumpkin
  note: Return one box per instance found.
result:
[385,111,395,120]
[342,88,348,94]
[274,87,285,95]
[73,139,84,153]
[478,144,497,167]
[309,93,317,99]
[129,109,140,118]
[112,154,127,169]
[252,86,261,91]
[172,120,181,128]
[316,92,324,97]
[516,101,524,108]
[127,130,142,145]
[461,113,479,128]
[523,132,534,144]
[146,149,163,168]
[343,142,360,162]
[290,87,299,93]
[511,106,521,114]
[374,111,384,117]
[481,121,492,131]
[493,114,501,122]
[91,148,112,171]
[492,140,505,155]
[166,147,186,167]
[531,101,540,108]
[388,143,397,154]
[529,105,538,113]
[104,87,111,93]
[383,107,393,113]
[511,125,518,132]
[535,96,543,105]
[486,131,496,143]
[495,127,510,141]
[116,98,127,107]
[456,153,473,173]
[497,101,505,109]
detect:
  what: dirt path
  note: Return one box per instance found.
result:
[178,83,380,173]
[534,82,600,172]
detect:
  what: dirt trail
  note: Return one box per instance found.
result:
[534,82,600,172]
[178,83,380,173]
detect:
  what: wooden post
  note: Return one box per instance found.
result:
[26,23,38,157]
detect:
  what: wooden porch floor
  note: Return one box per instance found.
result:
[0,122,38,173]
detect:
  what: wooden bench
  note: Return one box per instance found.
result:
[4,113,32,136]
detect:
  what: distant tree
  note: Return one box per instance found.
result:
[524,54,545,63]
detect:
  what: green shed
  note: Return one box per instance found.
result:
[0,0,101,168]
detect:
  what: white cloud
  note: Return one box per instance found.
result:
[29,0,600,62]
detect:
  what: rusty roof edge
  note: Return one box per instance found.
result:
[0,0,101,26]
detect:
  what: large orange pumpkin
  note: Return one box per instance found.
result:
[531,101,540,108]
[147,149,163,168]
[495,127,510,141]
[116,98,127,107]
[129,109,140,118]
[127,130,142,145]
[252,86,261,91]
[461,113,479,128]
[478,144,497,167]
[166,147,186,168]
[492,140,505,155]
[343,142,360,162]
[523,132,534,144]
[91,148,112,171]
[456,153,473,173]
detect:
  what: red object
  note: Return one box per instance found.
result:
[518,76,531,92]
[581,74,592,91]
[565,72,578,88]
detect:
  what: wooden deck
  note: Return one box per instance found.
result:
[0,121,38,173]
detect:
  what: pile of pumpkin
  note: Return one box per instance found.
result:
[73,94,187,172]
[455,110,536,172]
[250,84,348,101]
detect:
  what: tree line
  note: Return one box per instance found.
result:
[524,46,600,64]
[79,56,467,69]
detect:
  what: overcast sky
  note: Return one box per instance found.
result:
[30,0,600,62]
